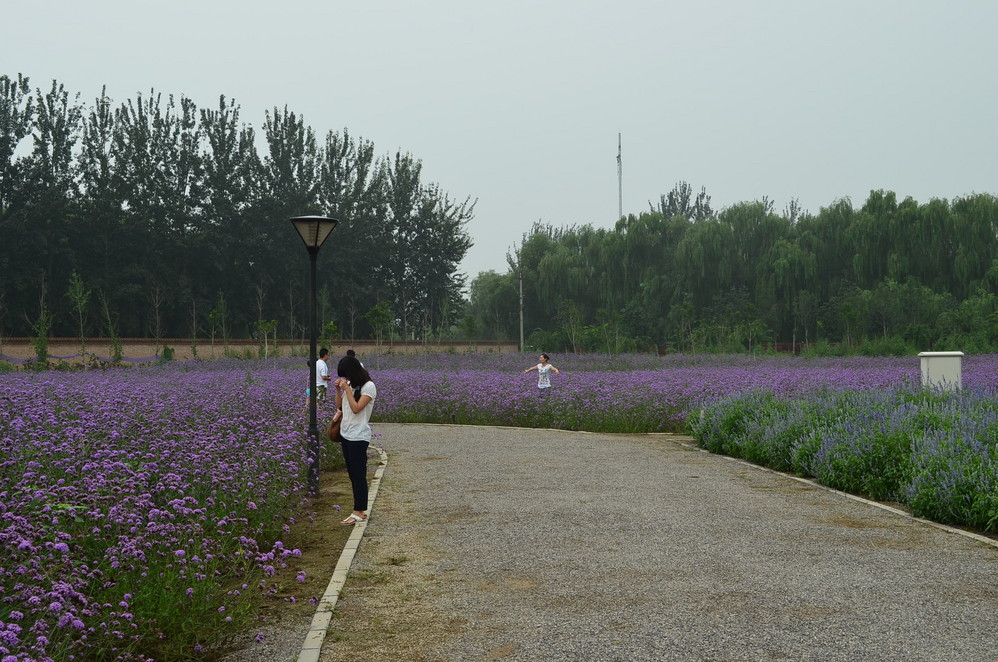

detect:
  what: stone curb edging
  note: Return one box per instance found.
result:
[296,445,389,662]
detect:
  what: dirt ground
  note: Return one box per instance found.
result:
[216,458,453,662]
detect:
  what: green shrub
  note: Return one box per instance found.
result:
[800,339,848,357]
[525,328,565,353]
[693,385,997,530]
[858,335,914,357]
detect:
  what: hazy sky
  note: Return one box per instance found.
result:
[5,1,997,280]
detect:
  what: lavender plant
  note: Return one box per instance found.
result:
[0,363,320,660]
[689,382,998,532]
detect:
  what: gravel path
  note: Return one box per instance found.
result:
[318,423,998,662]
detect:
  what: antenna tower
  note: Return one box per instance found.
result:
[617,133,623,220]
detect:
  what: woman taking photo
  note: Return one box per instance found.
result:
[333,355,377,525]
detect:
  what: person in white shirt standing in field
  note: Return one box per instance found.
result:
[316,348,332,401]
[523,353,560,390]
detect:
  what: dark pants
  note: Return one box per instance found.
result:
[340,438,369,511]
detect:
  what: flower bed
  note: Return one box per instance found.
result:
[688,384,998,532]
[0,362,319,661]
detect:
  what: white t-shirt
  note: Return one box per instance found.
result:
[316,359,329,388]
[536,363,553,389]
[340,381,377,442]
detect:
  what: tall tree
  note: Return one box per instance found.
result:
[23,80,84,334]
[77,86,122,301]
[317,128,386,337]
[0,73,34,221]
[407,184,474,335]
[385,151,423,338]
[652,180,713,221]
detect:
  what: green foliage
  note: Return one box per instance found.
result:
[209,291,229,349]
[7,69,998,355]
[525,328,564,353]
[257,319,279,358]
[364,301,393,349]
[0,76,473,345]
[908,429,998,531]
[30,303,51,364]
[459,314,477,341]
[556,299,584,353]
[688,391,812,471]
[858,335,915,357]
[321,435,346,472]
[65,270,90,353]
[799,339,848,357]
[468,270,517,341]
[692,386,998,531]
[466,188,998,356]
[319,320,337,349]
[98,289,123,363]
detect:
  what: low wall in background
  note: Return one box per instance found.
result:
[0,337,519,365]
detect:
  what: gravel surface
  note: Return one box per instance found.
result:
[309,423,998,662]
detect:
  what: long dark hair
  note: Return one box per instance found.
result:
[337,355,371,392]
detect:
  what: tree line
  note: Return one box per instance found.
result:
[466,182,998,355]
[0,73,474,344]
[7,73,998,357]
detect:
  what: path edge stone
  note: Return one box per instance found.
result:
[296,444,389,662]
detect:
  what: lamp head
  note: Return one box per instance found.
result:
[290,216,339,250]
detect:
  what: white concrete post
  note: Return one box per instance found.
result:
[918,351,964,391]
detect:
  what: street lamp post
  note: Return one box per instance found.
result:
[290,215,339,495]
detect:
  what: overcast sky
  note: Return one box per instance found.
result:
[5,1,997,280]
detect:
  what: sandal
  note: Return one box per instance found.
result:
[339,513,366,526]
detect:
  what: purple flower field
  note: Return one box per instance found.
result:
[0,361,319,661]
[372,352,960,430]
[3,351,997,659]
